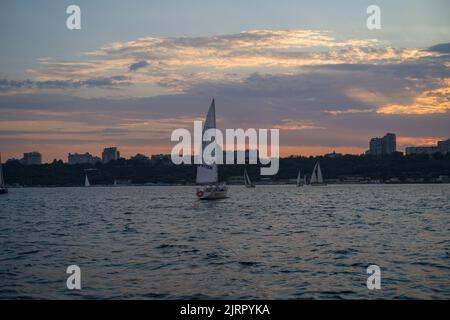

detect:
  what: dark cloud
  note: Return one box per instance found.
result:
[129,60,149,72]
[0,76,130,91]
[428,43,450,54]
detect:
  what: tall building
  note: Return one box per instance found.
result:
[22,152,42,165]
[102,147,120,163]
[369,133,396,155]
[383,133,396,155]
[68,152,100,165]
[369,138,383,155]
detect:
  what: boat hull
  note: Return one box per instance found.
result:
[310,183,327,186]
[196,186,228,200]
[0,188,8,194]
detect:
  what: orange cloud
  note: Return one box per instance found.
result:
[377,79,450,115]
[19,29,436,96]
[397,136,445,147]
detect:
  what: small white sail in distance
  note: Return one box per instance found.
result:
[296,169,301,186]
[310,163,318,184]
[310,162,324,184]
[84,174,90,187]
[244,169,254,187]
[316,162,323,184]
[196,99,219,184]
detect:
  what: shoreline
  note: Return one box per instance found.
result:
[5,182,450,188]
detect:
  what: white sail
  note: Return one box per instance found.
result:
[84,174,90,187]
[296,170,301,186]
[244,169,253,187]
[310,163,318,184]
[196,99,219,184]
[317,163,323,183]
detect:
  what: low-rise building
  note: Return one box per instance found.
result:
[325,151,342,158]
[405,146,440,155]
[151,154,172,165]
[68,152,100,165]
[405,137,450,156]
[130,153,150,162]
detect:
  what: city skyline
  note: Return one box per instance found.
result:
[1,1,449,162]
[6,135,450,164]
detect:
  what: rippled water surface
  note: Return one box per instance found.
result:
[0,185,449,299]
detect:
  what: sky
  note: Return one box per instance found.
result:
[0,0,449,162]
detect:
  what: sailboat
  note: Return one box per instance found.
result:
[196,99,228,200]
[309,162,326,186]
[244,169,255,188]
[0,154,8,194]
[84,174,90,187]
[296,169,304,187]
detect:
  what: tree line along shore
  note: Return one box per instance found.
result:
[2,153,450,187]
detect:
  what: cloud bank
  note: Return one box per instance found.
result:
[0,29,449,161]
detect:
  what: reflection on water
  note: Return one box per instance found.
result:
[0,184,449,299]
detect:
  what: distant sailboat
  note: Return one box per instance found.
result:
[310,162,326,186]
[0,153,8,194]
[244,169,255,188]
[196,99,228,200]
[84,174,90,187]
[296,169,303,187]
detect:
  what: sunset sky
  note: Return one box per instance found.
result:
[1,0,449,162]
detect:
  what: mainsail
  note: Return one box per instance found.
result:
[196,99,219,184]
[316,163,323,184]
[310,162,324,184]
[84,174,90,187]
[296,169,301,187]
[310,163,318,184]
